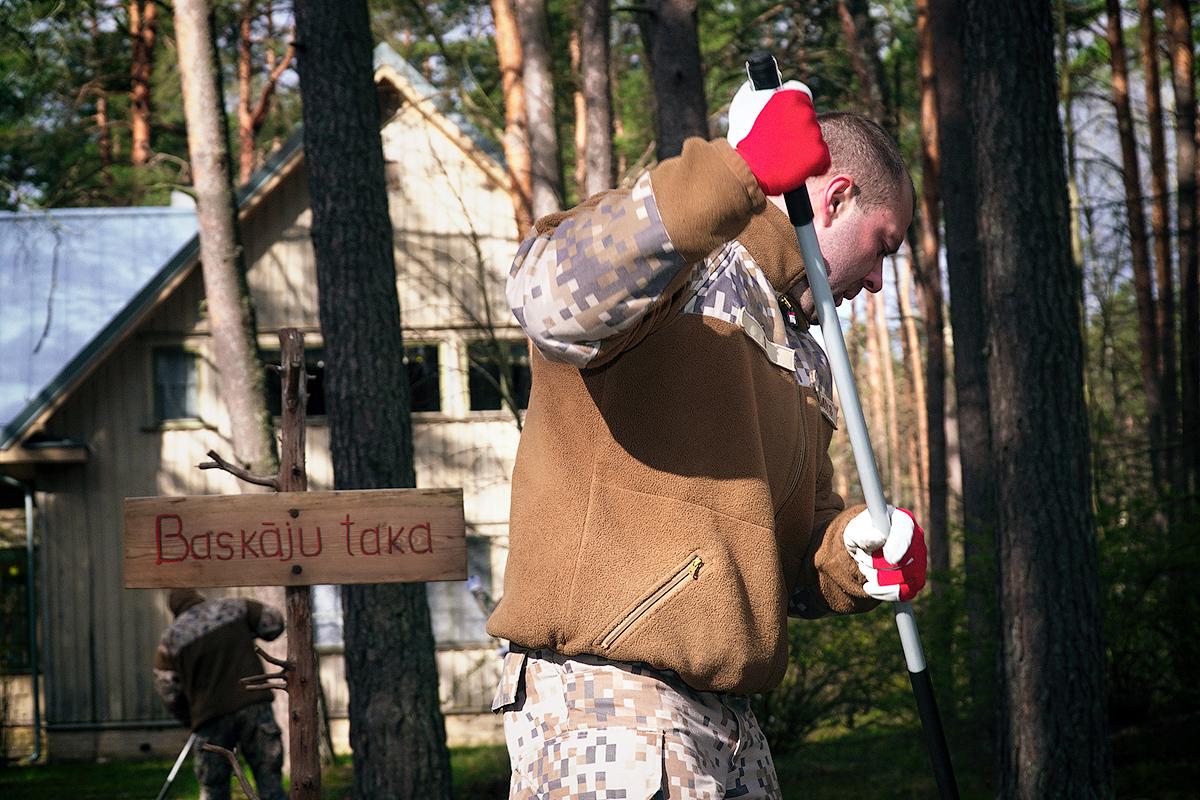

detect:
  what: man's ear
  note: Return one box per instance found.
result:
[817,174,856,227]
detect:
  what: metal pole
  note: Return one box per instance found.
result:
[155,732,197,800]
[746,51,959,799]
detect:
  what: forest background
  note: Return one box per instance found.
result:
[1,0,1198,796]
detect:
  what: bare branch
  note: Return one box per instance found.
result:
[198,449,280,490]
[201,743,261,800]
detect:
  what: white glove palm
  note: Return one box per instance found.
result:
[843,506,927,602]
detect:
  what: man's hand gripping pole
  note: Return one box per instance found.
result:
[745,51,959,799]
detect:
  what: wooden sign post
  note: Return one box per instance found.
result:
[124,329,466,800]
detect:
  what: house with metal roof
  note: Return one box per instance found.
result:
[0,43,524,761]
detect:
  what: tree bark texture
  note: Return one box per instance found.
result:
[514,0,563,217]
[1106,0,1165,485]
[489,0,534,235]
[238,2,296,184]
[637,0,708,161]
[580,0,614,195]
[930,0,997,723]
[291,2,452,797]
[1139,0,1179,479]
[174,0,276,476]
[915,0,947,599]
[864,294,887,476]
[836,0,893,133]
[1165,0,1199,493]
[895,258,929,529]
[873,291,902,501]
[278,330,320,800]
[130,0,157,166]
[963,2,1113,796]
[569,29,588,196]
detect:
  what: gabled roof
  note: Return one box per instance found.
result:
[0,206,197,443]
[0,45,507,453]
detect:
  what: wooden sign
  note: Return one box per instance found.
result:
[123,487,466,588]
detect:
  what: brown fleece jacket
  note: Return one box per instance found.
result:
[488,137,877,695]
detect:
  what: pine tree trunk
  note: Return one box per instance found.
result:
[291,2,452,796]
[580,0,614,195]
[1165,0,1199,494]
[637,0,707,161]
[514,0,563,217]
[1106,0,1164,485]
[915,0,947,596]
[569,29,587,197]
[1139,0,1179,480]
[895,257,928,525]
[929,0,996,726]
[864,294,887,475]
[836,0,892,131]
[174,0,276,476]
[874,288,902,503]
[963,2,1112,795]
[489,0,534,235]
[130,0,156,166]
[238,3,255,184]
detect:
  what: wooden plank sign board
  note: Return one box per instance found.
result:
[124,488,466,588]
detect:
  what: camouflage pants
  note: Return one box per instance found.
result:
[492,649,781,800]
[193,701,286,800]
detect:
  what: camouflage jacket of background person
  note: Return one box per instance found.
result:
[154,596,284,729]
[487,137,878,696]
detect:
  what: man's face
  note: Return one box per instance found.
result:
[793,179,913,320]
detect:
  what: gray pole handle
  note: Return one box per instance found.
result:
[793,223,926,672]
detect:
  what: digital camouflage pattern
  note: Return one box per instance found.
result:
[493,650,781,800]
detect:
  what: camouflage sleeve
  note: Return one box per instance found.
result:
[153,644,190,725]
[246,600,285,641]
[507,138,765,368]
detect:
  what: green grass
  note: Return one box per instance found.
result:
[1,718,1194,798]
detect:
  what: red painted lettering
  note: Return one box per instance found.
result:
[387,525,406,554]
[360,524,381,556]
[298,526,322,557]
[241,528,260,559]
[155,514,188,565]
[409,522,432,554]
[216,531,234,560]
[260,522,283,559]
[190,530,212,560]
[342,514,355,556]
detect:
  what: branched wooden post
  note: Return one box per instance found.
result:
[278,328,321,800]
[197,328,320,799]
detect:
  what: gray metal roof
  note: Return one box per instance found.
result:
[0,207,198,446]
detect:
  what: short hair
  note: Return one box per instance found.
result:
[817,112,909,212]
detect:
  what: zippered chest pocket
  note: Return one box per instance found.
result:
[599,553,704,651]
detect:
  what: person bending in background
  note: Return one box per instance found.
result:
[155,588,287,800]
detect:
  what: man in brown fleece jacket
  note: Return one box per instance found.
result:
[488,78,927,798]
[154,588,286,800]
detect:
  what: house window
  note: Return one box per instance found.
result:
[0,547,33,672]
[153,348,198,421]
[404,344,441,413]
[468,340,531,411]
[264,348,327,417]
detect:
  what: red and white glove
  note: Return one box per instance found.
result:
[843,506,927,602]
[726,79,831,196]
